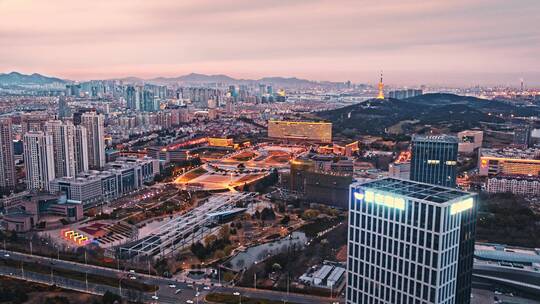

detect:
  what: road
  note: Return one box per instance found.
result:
[0,249,342,304]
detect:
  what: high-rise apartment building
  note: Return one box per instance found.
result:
[142,90,158,112]
[410,135,458,188]
[73,125,89,174]
[347,178,477,304]
[125,85,147,111]
[58,96,70,119]
[81,112,105,169]
[45,120,76,178]
[0,117,16,190]
[20,112,49,134]
[23,131,55,191]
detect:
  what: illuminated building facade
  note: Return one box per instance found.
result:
[410,135,458,188]
[208,137,234,148]
[347,178,477,304]
[478,148,540,176]
[268,120,332,143]
[318,141,359,157]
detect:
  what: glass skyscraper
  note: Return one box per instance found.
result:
[347,178,477,304]
[410,135,459,188]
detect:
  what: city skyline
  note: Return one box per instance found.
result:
[1,0,540,86]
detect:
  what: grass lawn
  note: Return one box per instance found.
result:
[206,293,301,304]
[178,167,208,183]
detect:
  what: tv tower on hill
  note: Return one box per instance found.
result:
[376,71,385,99]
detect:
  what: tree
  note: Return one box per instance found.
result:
[204,235,217,246]
[44,296,70,304]
[102,291,121,304]
[9,230,18,242]
[302,209,320,221]
[260,207,275,221]
[214,250,225,259]
[219,226,230,240]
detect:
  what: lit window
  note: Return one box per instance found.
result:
[365,191,374,202]
[354,192,364,201]
[394,197,405,210]
[384,195,394,206]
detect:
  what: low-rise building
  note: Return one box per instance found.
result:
[486,174,540,196]
[287,153,353,208]
[388,162,410,179]
[299,263,346,289]
[458,130,483,153]
[50,157,159,208]
[2,193,83,232]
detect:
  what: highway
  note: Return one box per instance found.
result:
[0,249,342,304]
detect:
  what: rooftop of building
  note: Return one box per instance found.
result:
[480,147,540,160]
[489,174,540,181]
[412,134,459,144]
[268,120,332,125]
[475,243,540,266]
[354,177,472,204]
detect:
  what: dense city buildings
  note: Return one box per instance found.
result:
[23,131,55,191]
[268,120,332,143]
[388,89,423,100]
[513,124,531,148]
[347,178,477,304]
[0,117,16,190]
[2,2,540,303]
[410,135,459,188]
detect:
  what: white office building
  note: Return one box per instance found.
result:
[347,178,477,304]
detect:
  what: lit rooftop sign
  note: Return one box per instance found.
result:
[450,197,473,215]
[356,190,405,210]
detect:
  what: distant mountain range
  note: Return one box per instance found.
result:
[0,72,67,85]
[119,73,339,87]
[0,71,344,87]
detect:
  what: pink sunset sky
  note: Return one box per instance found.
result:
[1,0,539,86]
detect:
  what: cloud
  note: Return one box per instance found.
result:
[0,0,539,85]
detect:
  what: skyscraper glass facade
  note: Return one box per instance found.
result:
[410,135,458,188]
[347,178,477,304]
